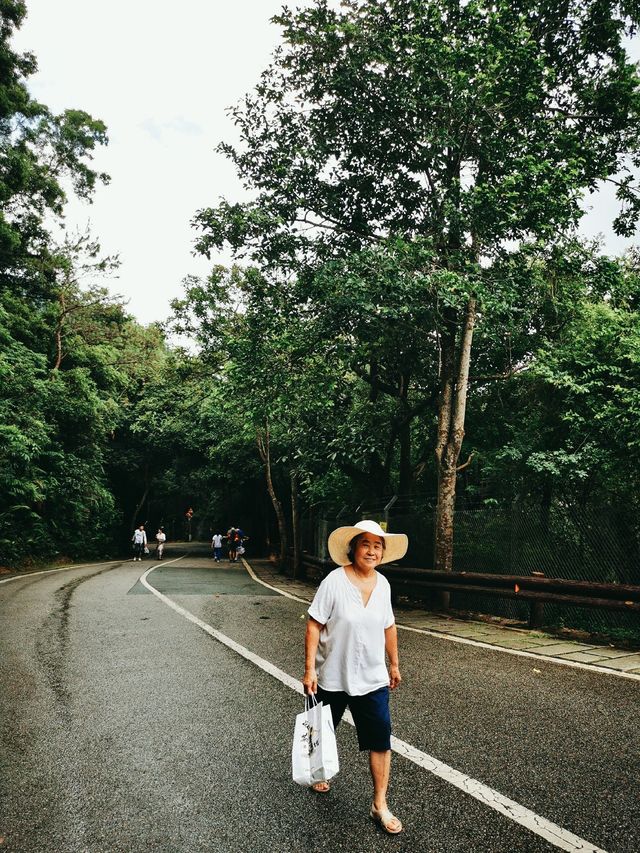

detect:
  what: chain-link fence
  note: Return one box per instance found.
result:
[298,498,640,640]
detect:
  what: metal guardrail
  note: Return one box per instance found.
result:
[294,554,640,629]
[381,567,640,628]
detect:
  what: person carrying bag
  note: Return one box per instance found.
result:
[291,693,339,788]
[302,519,408,834]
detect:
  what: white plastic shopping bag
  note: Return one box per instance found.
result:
[291,694,339,786]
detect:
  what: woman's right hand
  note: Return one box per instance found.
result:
[303,667,318,695]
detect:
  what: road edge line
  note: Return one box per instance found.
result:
[241,558,310,603]
[0,553,190,587]
[0,559,125,585]
[396,624,640,682]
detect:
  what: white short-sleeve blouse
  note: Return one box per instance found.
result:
[308,566,395,696]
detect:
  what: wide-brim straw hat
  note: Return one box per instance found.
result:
[328,519,408,566]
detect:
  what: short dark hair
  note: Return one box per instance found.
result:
[347,532,386,564]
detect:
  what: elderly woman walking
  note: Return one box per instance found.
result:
[303,519,408,835]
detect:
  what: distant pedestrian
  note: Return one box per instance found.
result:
[156,527,166,560]
[227,526,246,562]
[227,526,238,562]
[212,532,223,562]
[236,531,248,558]
[132,525,147,561]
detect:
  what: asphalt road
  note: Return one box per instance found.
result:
[1,547,638,853]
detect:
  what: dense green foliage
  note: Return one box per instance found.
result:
[2,0,639,588]
[0,2,174,564]
[197,0,640,263]
[172,242,640,510]
[191,0,640,571]
[0,230,170,562]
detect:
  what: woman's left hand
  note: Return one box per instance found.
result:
[388,664,402,690]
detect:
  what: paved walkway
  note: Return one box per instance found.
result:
[245,558,640,679]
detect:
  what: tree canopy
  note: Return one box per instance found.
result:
[2,0,640,594]
[192,0,640,573]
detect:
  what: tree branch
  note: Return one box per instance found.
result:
[469,364,529,383]
[456,451,475,473]
[353,364,399,398]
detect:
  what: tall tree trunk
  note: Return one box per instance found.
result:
[398,372,412,495]
[366,360,389,497]
[257,419,288,566]
[434,297,476,604]
[264,490,272,555]
[398,418,412,495]
[53,291,66,370]
[291,470,300,578]
[130,464,150,534]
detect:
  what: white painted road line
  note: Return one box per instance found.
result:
[0,554,187,586]
[398,624,640,683]
[242,558,310,603]
[0,560,124,585]
[242,559,640,684]
[388,736,606,853]
[140,564,302,693]
[142,562,607,853]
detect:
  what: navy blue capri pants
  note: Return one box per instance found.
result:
[316,685,391,752]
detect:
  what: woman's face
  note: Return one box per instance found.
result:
[353,533,385,571]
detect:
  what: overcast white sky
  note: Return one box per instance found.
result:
[13,0,294,323]
[13,1,640,324]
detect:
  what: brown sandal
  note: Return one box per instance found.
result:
[311,780,330,793]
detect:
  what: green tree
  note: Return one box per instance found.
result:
[172,267,299,561]
[0,1,117,563]
[505,254,640,506]
[0,258,138,562]
[1,1,108,287]
[194,0,640,578]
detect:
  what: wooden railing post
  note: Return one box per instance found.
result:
[529,572,545,628]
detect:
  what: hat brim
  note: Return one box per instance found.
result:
[328,525,408,566]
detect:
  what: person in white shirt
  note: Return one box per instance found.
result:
[211,532,223,562]
[155,528,166,560]
[303,519,408,835]
[132,525,147,561]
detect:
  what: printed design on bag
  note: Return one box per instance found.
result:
[301,719,320,756]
